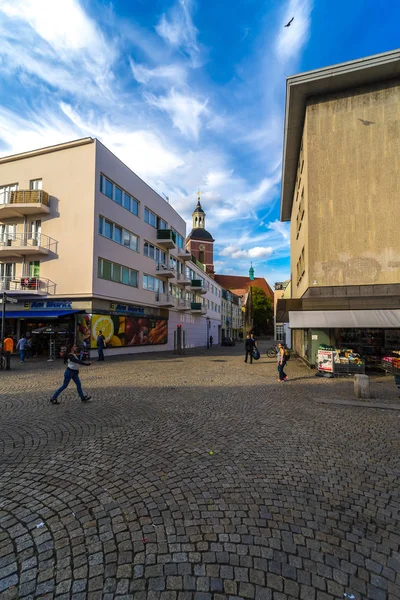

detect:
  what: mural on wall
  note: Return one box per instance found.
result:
[76,314,168,348]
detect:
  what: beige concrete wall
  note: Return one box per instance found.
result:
[290,119,309,299]
[306,79,400,288]
[0,140,96,297]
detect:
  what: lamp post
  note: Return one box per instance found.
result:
[206,317,210,349]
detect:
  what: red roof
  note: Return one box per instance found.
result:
[214,275,273,299]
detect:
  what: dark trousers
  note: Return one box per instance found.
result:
[278,362,287,380]
[245,350,253,363]
[53,368,85,400]
[98,348,104,361]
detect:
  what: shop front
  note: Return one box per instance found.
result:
[289,309,400,369]
[76,301,169,352]
[3,299,85,358]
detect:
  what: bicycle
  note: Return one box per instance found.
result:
[266,345,278,358]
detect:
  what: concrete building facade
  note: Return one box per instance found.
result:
[279,49,400,366]
[0,138,221,356]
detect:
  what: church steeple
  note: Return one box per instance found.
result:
[192,192,206,230]
[249,263,255,281]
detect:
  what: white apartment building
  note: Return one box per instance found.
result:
[0,138,221,355]
[221,290,243,340]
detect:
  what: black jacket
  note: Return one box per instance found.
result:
[245,338,255,351]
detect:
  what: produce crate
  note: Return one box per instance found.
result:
[334,362,365,375]
[381,360,400,376]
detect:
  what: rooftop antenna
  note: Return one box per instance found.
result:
[161,192,169,203]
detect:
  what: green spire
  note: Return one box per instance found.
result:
[249,262,254,281]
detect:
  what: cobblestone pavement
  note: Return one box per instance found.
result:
[1,343,399,600]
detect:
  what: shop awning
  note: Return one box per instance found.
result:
[4,310,81,319]
[289,309,400,329]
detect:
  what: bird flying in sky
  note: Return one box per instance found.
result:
[284,17,294,27]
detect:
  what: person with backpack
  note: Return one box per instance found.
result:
[244,333,255,364]
[277,342,289,381]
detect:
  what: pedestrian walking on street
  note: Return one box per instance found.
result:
[97,330,106,361]
[209,335,213,348]
[244,333,255,364]
[277,342,288,382]
[50,345,92,404]
[16,334,28,363]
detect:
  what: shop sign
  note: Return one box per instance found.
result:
[24,300,73,310]
[109,302,145,315]
[317,350,334,372]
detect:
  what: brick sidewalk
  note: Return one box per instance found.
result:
[0,343,399,599]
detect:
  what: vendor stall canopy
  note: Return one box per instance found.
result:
[31,325,70,335]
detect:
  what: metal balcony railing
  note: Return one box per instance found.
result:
[156,292,176,306]
[156,261,176,273]
[177,299,190,309]
[0,232,57,253]
[191,302,207,313]
[0,190,50,206]
[190,279,205,288]
[0,276,56,294]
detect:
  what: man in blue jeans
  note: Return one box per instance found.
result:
[97,330,106,361]
[16,334,28,363]
[50,345,92,404]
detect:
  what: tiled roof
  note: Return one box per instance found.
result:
[214,275,273,299]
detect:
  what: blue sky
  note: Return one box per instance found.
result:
[0,0,399,285]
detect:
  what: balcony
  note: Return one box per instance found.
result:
[0,233,57,257]
[156,261,176,278]
[156,292,176,307]
[189,279,207,294]
[0,190,50,218]
[156,229,176,249]
[176,272,190,286]
[0,276,56,295]
[190,302,207,314]
[178,247,192,261]
[176,299,190,310]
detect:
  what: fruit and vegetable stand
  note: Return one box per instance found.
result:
[381,351,400,375]
[317,346,365,375]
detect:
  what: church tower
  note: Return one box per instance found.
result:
[186,194,215,275]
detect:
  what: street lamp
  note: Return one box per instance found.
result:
[206,317,210,349]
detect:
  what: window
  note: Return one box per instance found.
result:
[172,229,184,248]
[0,183,18,205]
[296,189,305,239]
[144,207,157,227]
[296,247,305,285]
[157,217,167,230]
[144,241,166,263]
[98,216,138,252]
[29,261,40,277]
[98,258,138,287]
[100,175,139,216]
[143,274,165,292]
[30,179,42,190]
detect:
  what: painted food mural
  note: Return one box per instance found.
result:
[77,314,168,348]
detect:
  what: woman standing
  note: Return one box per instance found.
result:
[277,343,288,382]
[50,345,92,404]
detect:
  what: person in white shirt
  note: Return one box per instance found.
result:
[50,345,92,404]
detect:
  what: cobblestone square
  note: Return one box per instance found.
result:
[1,343,399,599]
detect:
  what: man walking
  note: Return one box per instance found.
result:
[209,335,213,348]
[16,334,28,363]
[97,330,106,361]
[50,344,92,404]
[244,333,255,364]
[277,343,288,382]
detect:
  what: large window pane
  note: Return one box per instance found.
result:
[105,178,113,199]
[131,198,139,216]
[112,263,121,282]
[149,245,155,259]
[122,267,130,285]
[98,216,103,235]
[114,187,122,205]
[123,192,130,210]
[144,208,150,224]
[104,220,113,239]
[114,226,122,244]
[130,235,138,251]
[102,260,112,280]
[144,242,149,257]
[143,275,148,290]
[123,230,130,247]
[129,270,137,287]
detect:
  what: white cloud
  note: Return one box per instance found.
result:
[275,0,313,63]
[220,245,274,260]
[130,60,187,85]
[268,220,290,241]
[155,0,199,63]
[146,89,208,138]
